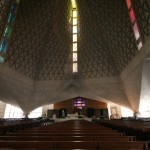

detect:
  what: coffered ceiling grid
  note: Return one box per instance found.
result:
[132,0,150,44]
[4,0,71,80]
[3,0,140,80]
[77,0,118,78]
[78,0,138,78]
[36,0,72,80]
[4,0,53,79]
[0,0,12,40]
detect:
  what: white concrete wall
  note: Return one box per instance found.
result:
[0,63,131,114]
[0,101,6,118]
[139,58,150,117]
[0,38,150,115]
[120,37,150,111]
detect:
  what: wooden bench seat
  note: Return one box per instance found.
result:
[55,141,98,149]
[19,129,115,133]
[0,141,98,149]
[7,132,123,136]
[99,141,146,149]
[59,136,94,141]
[1,120,147,149]
[95,136,132,141]
[0,141,145,149]
[0,141,54,149]
[0,136,60,141]
[0,135,134,142]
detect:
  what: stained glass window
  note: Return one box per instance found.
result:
[73,98,86,109]
[73,52,77,61]
[73,62,77,72]
[0,40,7,52]
[73,10,77,17]
[73,26,77,33]
[8,13,14,24]
[73,43,77,51]
[0,56,4,63]
[0,0,20,63]
[126,0,131,9]
[73,34,77,42]
[129,8,135,23]
[73,18,77,25]
[4,26,11,37]
[126,0,142,50]
[133,23,140,40]
[71,0,78,72]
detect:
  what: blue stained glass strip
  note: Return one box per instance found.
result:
[8,13,14,24]
[0,56,4,63]
[0,40,7,53]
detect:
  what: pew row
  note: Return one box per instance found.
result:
[0,141,147,149]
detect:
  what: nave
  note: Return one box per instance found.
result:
[0,119,149,150]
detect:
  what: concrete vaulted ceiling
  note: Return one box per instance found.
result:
[0,0,150,114]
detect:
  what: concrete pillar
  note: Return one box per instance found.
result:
[24,112,29,118]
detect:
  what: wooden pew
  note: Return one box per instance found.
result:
[19,129,115,133]
[93,119,150,141]
[99,141,146,150]
[0,141,99,149]
[0,135,134,142]
[0,120,147,149]
[94,136,133,141]
[7,132,124,136]
[55,141,98,149]
[0,136,60,141]
[0,141,54,149]
[59,136,94,141]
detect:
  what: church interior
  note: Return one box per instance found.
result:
[0,0,150,149]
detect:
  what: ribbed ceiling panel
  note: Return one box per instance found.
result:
[4,0,139,80]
